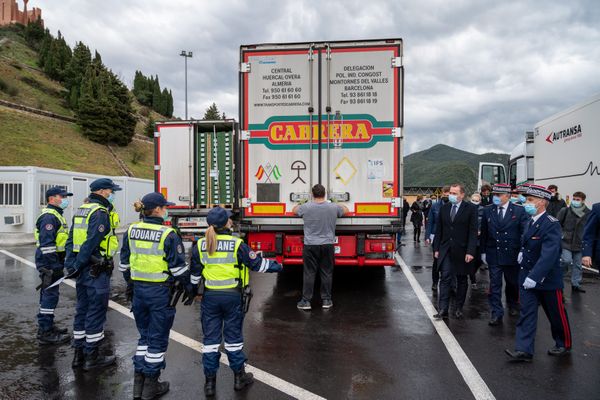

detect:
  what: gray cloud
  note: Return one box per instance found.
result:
[35,0,600,154]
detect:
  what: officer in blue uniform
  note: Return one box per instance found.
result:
[190,207,283,397]
[582,202,600,269]
[120,193,196,400]
[65,178,121,371]
[505,185,572,362]
[480,183,529,326]
[35,186,73,345]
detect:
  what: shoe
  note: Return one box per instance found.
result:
[572,285,586,293]
[72,348,85,369]
[431,283,438,292]
[547,347,570,357]
[234,367,254,391]
[37,328,70,345]
[505,349,533,362]
[454,310,464,319]
[322,299,333,309]
[134,372,145,399]
[141,374,169,400]
[52,325,68,334]
[488,317,502,326]
[509,308,519,317]
[204,375,216,397]
[296,299,311,310]
[433,312,449,320]
[471,283,478,290]
[83,348,116,371]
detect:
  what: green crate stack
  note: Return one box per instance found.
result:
[197,131,233,206]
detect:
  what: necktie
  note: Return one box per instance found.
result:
[498,206,504,220]
[450,204,457,221]
[528,218,534,230]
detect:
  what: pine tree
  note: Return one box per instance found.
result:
[64,42,91,109]
[203,103,222,120]
[145,116,155,138]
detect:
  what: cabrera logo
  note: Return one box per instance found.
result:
[545,124,582,144]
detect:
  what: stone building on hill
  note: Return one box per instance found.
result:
[0,0,43,27]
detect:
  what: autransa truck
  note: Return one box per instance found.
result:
[508,93,600,203]
[239,39,404,266]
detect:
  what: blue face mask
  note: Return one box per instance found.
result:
[492,195,501,205]
[162,208,169,221]
[448,194,458,204]
[524,203,537,216]
[571,200,582,208]
[509,197,519,204]
[518,195,526,204]
[60,198,70,209]
[107,193,115,203]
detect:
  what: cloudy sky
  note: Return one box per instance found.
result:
[35,0,600,155]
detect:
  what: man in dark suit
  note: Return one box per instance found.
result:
[433,183,478,319]
[480,184,529,326]
[582,202,600,269]
[505,185,572,362]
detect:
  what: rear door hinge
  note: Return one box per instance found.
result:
[241,130,251,140]
[154,165,161,171]
[391,197,402,208]
[154,131,160,138]
[242,198,251,208]
[391,127,403,138]
[391,57,402,68]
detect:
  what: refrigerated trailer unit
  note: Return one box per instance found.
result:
[154,120,239,235]
[239,39,404,266]
[508,93,600,203]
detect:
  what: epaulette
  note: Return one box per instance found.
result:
[547,215,558,222]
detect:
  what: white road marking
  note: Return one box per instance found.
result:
[0,249,325,400]
[395,253,496,400]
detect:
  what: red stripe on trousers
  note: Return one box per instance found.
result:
[556,290,571,348]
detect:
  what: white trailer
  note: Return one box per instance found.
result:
[508,93,600,203]
[0,166,152,243]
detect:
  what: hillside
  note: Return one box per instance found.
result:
[0,26,162,179]
[404,144,509,193]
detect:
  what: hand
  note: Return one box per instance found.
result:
[183,284,198,306]
[582,256,593,267]
[523,277,536,289]
[425,239,431,245]
[434,251,439,259]
[64,266,78,279]
[517,252,523,264]
[481,253,487,265]
[465,254,474,263]
[125,284,134,302]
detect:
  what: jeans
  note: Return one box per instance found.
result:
[302,244,335,301]
[561,249,583,287]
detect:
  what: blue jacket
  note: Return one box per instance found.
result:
[480,202,529,266]
[119,216,189,285]
[425,199,444,238]
[35,204,66,271]
[190,229,282,284]
[519,212,563,290]
[582,202,600,260]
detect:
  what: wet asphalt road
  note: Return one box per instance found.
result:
[1,226,599,400]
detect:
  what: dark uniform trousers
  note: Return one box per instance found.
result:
[302,244,335,301]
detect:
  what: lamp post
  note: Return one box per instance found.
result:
[180,50,193,119]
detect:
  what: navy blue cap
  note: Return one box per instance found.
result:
[141,192,175,210]
[90,178,122,192]
[46,186,73,198]
[206,207,232,228]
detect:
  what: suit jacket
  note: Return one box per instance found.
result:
[582,203,600,261]
[425,199,444,238]
[433,201,478,275]
[480,202,529,266]
[519,212,563,290]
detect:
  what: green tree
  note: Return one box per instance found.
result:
[203,103,223,120]
[64,41,92,109]
[145,116,155,138]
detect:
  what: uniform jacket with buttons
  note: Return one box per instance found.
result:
[480,202,529,266]
[582,202,600,262]
[519,212,563,290]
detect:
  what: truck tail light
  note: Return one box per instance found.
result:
[368,241,394,252]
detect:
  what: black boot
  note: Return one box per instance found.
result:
[141,374,169,400]
[52,325,69,334]
[133,372,145,399]
[234,367,254,391]
[37,328,71,345]
[83,348,116,371]
[72,348,85,369]
[204,375,216,397]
